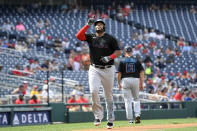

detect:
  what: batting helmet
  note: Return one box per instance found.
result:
[124,46,132,52]
[94,19,105,26]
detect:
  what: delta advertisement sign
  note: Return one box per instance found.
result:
[12,111,51,126]
[0,112,10,126]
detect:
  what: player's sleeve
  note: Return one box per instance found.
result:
[117,61,123,73]
[85,34,93,43]
[137,61,144,72]
[111,36,121,50]
[76,25,89,41]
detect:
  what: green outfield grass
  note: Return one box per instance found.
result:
[0,118,197,131]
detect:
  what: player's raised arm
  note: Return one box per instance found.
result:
[76,18,95,41]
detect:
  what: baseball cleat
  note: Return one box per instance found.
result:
[135,116,141,124]
[94,119,101,126]
[129,120,134,125]
[107,122,113,129]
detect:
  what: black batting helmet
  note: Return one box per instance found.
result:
[124,46,132,52]
[94,19,105,26]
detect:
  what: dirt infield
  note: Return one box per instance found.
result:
[75,123,197,131]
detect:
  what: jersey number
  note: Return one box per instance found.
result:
[126,63,135,73]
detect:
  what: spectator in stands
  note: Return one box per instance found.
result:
[0,21,14,31]
[41,60,50,71]
[146,78,155,92]
[12,85,26,95]
[81,50,90,70]
[95,9,100,19]
[169,4,174,11]
[23,81,29,91]
[41,84,54,103]
[17,5,26,13]
[132,46,141,56]
[116,9,124,21]
[62,38,70,54]
[36,19,44,28]
[28,95,41,105]
[175,48,181,57]
[144,54,152,64]
[177,37,185,47]
[149,4,159,11]
[67,94,80,112]
[30,85,39,97]
[37,30,46,46]
[182,70,190,79]
[191,43,197,54]
[190,5,196,14]
[131,29,139,40]
[156,32,165,40]
[155,56,166,69]
[0,64,3,72]
[100,11,109,19]
[183,91,192,101]
[60,2,68,13]
[12,65,23,76]
[37,88,42,101]
[77,93,92,112]
[49,60,59,71]
[145,62,153,79]
[44,19,51,28]
[23,65,34,76]
[16,21,25,31]
[143,28,149,40]
[149,40,156,48]
[174,88,183,101]
[75,42,82,52]
[30,59,41,72]
[88,9,97,19]
[182,43,192,53]
[161,4,168,11]
[15,40,23,51]
[165,46,172,55]
[26,30,36,44]
[15,94,25,104]
[166,53,175,63]
[73,50,82,71]
[67,50,75,70]
[189,69,196,83]
[149,29,157,39]
[2,38,9,48]
[53,37,62,51]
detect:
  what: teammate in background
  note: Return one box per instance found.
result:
[117,46,144,124]
[28,95,41,107]
[15,95,25,104]
[76,18,122,129]
[77,93,92,112]
[66,95,80,112]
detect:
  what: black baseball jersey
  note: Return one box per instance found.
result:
[85,33,121,66]
[118,56,144,79]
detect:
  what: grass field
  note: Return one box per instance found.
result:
[0,118,197,131]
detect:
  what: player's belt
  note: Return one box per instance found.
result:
[91,64,112,69]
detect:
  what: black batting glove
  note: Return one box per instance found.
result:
[87,18,95,26]
[100,56,112,63]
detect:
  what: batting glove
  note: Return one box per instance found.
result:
[87,18,95,26]
[100,56,112,63]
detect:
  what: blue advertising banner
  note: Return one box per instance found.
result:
[0,112,10,126]
[13,111,50,126]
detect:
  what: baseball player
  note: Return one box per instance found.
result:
[76,18,121,129]
[117,46,144,124]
